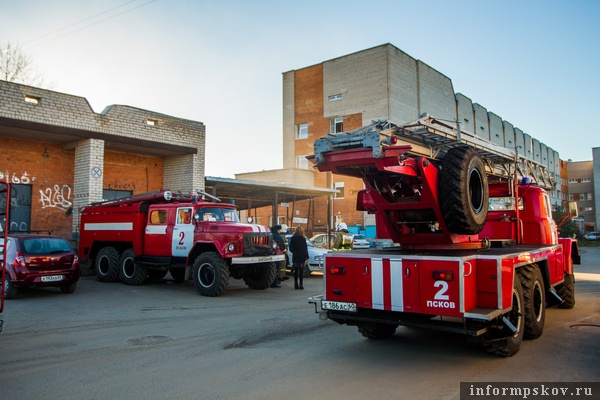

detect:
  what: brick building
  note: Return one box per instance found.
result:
[0,80,205,240]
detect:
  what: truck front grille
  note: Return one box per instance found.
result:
[243,232,273,256]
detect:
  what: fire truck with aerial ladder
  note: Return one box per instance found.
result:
[308,117,580,356]
[78,190,284,297]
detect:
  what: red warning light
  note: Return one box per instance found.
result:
[432,270,453,281]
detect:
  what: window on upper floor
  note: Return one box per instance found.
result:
[296,123,308,139]
[328,94,342,101]
[330,117,343,134]
[296,155,309,170]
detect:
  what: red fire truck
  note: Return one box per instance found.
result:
[78,190,284,297]
[308,119,580,356]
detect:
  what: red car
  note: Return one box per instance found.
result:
[3,234,80,299]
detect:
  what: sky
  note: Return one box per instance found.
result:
[2,0,599,178]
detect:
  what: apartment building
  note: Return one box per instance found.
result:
[567,158,596,233]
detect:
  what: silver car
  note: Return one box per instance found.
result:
[352,234,370,249]
[286,235,329,276]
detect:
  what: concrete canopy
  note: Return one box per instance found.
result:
[204,176,336,211]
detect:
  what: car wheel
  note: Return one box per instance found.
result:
[517,264,545,339]
[4,275,18,299]
[485,276,525,357]
[243,262,277,290]
[193,252,229,296]
[60,282,77,294]
[95,246,120,283]
[120,248,147,286]
[556,272,575,309]
[358,323,397,340]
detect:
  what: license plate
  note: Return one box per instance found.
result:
[322,300,357,312]
[41,275,64,282]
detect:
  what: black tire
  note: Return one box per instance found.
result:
[358,323,397,340]
[60,282,77,294]
[169,268,185,282]
[439,145,488,234]
[95,246,120,283]
[4,275,18,299]
[517,264,546,339]
[485,277,525,357]
[193,252,229,297]
[120,248,147,286]
[556,272,575,309]
[243,262,277,290]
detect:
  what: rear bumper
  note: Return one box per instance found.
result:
[308,294,499,337]
[12,269,80,287]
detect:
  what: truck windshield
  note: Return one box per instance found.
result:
[488,197,524,211]
[195,207,240,222]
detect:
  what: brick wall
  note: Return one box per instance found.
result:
[0,80,205,240]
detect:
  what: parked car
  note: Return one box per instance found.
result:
[583,232,600,241]
[309,233,335,249]
[352,234,370,249]
[286,234,329,276]
[3,234,80,299]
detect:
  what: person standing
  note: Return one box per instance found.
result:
[333,222,354,251]
[288,226,309,290]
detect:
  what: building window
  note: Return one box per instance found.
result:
[7,183,32,232]
[330,117,343,134]
[328,94,342,101]
[24,95,40,105]
[103,189,132,201]
[297,155,309,170]
[334,181,345,199]
[587,193,593,201]
[296,123,308,139]
[146,119,158,126]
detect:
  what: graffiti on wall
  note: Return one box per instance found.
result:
[0,169,74,233]
[39,184,73,211]
[0,170,36,184]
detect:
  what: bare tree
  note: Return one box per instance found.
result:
[0,42,47,87]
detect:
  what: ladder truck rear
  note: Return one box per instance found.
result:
[308,119,580,356]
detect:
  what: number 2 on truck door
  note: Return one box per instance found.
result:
[172,207,194,257]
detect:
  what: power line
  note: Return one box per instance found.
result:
[23,0,160,50]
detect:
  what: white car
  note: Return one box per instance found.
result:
[352,234,370,249]
[286,235,329,276]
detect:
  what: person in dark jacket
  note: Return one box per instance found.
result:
[288,226,309,290]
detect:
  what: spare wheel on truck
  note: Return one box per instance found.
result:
[439,145,489,234]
